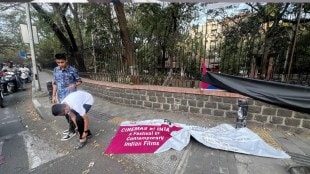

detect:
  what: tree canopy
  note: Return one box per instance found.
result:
[0,2,309,85]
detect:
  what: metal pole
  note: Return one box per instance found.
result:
[25,3,41,91]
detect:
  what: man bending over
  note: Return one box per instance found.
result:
[52,91,94,149]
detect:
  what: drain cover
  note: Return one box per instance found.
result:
[288,152,310,166]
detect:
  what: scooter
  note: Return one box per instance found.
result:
[3,71,20,93]
[0,86,3,108]
[0,71,5,108]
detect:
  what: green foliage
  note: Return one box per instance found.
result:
[83,3,119,45]
[2,3,309,85]
[131,3,197,75]
[0,4,27,61]
[212,3,310,76]
[295,30,310,72]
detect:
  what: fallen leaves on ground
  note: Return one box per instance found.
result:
[91,140,100,148]
[108,117,125,125]
[252,127,283,150]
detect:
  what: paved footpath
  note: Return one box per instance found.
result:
[31,71,310,174]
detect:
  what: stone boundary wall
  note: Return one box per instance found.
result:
[80,78,310,133]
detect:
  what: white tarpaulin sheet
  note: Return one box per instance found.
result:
[188,124,290,159]
[105,119,290,159]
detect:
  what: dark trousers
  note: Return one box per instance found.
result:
[72,104,92,139]
[76,115,92,139]
[65,115,76,133]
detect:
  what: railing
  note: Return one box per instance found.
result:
[79,72,202,88]
[78,71,310,88]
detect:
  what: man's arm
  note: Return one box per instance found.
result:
[52,68,58,103]
[68,68,82,89]
[52,82,57,104]
[68,79,82,89]
[82,114,89,138]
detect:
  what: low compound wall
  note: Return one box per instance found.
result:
[81,78,310,134]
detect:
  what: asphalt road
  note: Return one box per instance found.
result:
[0,86,41,173]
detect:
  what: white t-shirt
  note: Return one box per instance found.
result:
[19,67,30,79]
[61,91,94,117]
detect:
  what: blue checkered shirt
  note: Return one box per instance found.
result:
[53,65,81,102]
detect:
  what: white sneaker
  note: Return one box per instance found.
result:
[62,129,70,135]
[61,132,76,141]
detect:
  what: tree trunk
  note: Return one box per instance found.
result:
[113,2,138,84]
[32,3,86,72]
[250,55,256,78]
[266,56,274,80]
[70,4,86,72]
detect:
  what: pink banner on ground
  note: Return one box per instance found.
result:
[104,120,183,154]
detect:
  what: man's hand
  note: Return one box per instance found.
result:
[82,132,87,139]
[68,84,76,90]
[51,96,57,104]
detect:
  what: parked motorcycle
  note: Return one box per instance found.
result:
[0,71,5,108]
[0,85,3,108]
[3,71,21,93]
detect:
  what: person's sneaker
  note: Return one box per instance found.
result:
[61,132,76,141]
[62,129,70,135]
[74,141,86,150]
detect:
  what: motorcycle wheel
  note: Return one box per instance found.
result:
[7,86,13,93]
[0,91,4,108]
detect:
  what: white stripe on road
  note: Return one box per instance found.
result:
[19,131,65,170]
[1,119,19,125]
[0,141,3,155]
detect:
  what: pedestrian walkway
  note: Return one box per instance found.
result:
[32,70,310,174]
